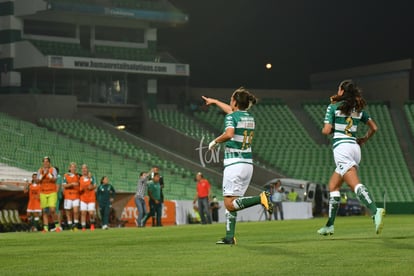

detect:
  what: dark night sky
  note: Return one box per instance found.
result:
[159,0,414,89]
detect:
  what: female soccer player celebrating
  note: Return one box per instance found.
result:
[202,87,273,245]
[317,80,385,236]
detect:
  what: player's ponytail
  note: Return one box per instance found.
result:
[232,87,257,111]
[337,80,366,115]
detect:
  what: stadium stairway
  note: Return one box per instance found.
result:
[289,104,328,146]
[390,105,414,179]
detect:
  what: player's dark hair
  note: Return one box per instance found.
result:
[139,172,146,177]
[337,80,366,115]
[100,176,107,184]
[232,87,257,111]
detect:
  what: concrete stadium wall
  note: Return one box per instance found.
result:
[310,59,412,106]
[188,87,330,108]
[0,94,142,123]
[0,94,77,122]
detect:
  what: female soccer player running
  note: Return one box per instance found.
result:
[202,87,273,245]
[317,80,385,236]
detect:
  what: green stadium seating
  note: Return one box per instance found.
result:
[195,104,332,183]
[36,117,222,200]
[30,40,90,57]
[0,113,222,199]
[194,102,414,203]
[148,108,216,142]
[95,45,156,62]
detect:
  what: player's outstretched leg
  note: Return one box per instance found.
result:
[231,192,273,213]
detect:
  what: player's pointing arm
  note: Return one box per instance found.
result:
[202,96,233,114]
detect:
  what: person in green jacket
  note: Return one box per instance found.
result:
[97,176,116,230]
[140,173,162,227]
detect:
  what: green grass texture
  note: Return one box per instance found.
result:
[0,215,412,275]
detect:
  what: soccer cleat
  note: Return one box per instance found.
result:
[82,227,86,232]
[102,225,109,230]
[373,208,385,234]
[260,191,274,214]
[90,224,95,231]
[216,237,237,245]
[55,226,62,232]
[41,229,48,233]
[317,225,335,236]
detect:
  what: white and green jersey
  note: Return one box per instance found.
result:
[223,110,255,167]
[324,101,370,148]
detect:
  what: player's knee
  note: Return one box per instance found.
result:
[224,201,235,211]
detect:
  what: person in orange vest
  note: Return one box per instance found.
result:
[79,164,97,231]
[62,162,81,231]
[37,156,61,232]
[24,172,41,231]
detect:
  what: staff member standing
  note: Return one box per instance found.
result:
[97,176,116,230]
[141,173,162,227]
[193,172,212,224]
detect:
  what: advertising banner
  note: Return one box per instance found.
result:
[48,56,190,76]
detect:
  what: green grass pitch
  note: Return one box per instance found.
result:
[0,215,413,275]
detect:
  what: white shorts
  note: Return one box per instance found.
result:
[64,199,80,210]
[223,163,253,197]
[333,143,361,176]
[27,209,41,213]
[80,201,96,212]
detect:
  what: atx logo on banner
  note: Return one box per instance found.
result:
[195,136,221,167]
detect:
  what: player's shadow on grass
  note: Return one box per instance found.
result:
[380,235,414,250]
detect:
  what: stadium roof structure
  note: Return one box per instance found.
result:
[15,0,188,26]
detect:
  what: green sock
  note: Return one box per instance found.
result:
[355,184,377,214]
[43,225,49,231]
[225,210,237,239]
[326,193,340,227]
[233,196,261,211]
[54,221,60,228]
